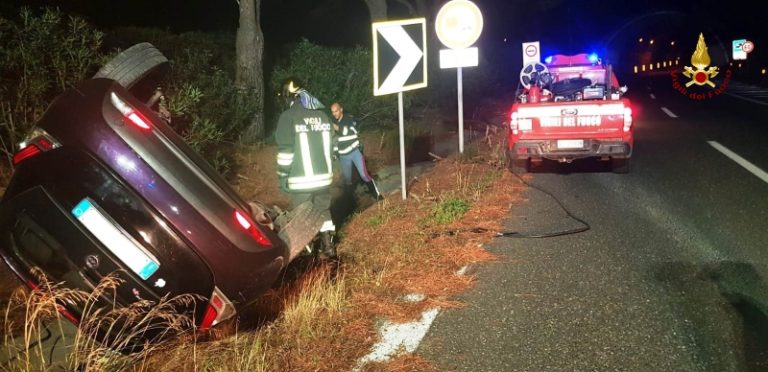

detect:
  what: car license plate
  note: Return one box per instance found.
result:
[72,199,159,280]
[557,139,584,149]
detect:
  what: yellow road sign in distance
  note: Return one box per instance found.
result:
[435,0,483,50]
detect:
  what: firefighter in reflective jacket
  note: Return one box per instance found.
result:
[275,81,337,258]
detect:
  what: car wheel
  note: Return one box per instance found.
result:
[612,158,630,173]
[93,42,170,102]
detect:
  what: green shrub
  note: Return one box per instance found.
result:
[430,196,470,225]
[0,7,103,163]
[271,39,409,130]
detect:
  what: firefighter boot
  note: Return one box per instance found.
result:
[366,180,383,201]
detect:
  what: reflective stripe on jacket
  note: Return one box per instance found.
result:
[333,115,360,155]
[275,103,334,192]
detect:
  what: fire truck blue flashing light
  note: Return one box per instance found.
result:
[544,56,553,64]
[588,53,599,64]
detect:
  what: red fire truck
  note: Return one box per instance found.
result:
[507,53,633,173]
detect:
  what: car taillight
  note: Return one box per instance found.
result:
[199,287,235,331]
[510,112,519,135]
[110,92,152,130]
[13,128,61,166]
[623,107,633,132]
[234,210,272,247]
[57,305,80,325]
[12,146,42,165]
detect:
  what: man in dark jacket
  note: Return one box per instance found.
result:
[275,81,336,257]
[331,102,382,200]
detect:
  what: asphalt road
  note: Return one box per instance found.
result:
[417,75,768,371]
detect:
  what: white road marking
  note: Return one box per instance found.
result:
[661,107,678,118]
[354,265,473,369]
[649,93,656,99]
[708,141,768,184]
[354,309,440,369]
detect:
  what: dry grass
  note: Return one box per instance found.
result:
[1,268,199,371]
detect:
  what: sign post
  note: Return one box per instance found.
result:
[436,0,483,154]
[372,18,427,200]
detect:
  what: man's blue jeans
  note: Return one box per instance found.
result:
[339,148,373,185]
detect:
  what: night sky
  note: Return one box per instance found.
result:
[3,0,766,73]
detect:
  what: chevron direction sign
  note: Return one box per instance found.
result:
[372,18,427,96]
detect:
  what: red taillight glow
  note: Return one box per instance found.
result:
[235,210,252,230]
[36,138,53,150]
[127,112,151,130]
[110,92,152,131]
[234,210,272,247]
[200,304,218,331]
[510,112,519,136]
[26,280,80,325]
[623,106,633,132]
[57,305,80,325]
[199,288,235,331]
[13,128,62,166]
[12,145,42,165]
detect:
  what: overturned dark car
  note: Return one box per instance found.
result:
[0,43,292,331]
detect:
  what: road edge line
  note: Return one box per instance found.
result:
[707,141,768,184]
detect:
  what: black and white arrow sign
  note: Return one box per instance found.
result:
[372,18,427,96]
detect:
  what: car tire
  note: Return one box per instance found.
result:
[612,158,630,173]
[93,42,170,102]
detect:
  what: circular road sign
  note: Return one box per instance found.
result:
[742,40,754,53]
[435,0,484,50]
[525,44,538,57]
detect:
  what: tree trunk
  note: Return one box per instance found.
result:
[236,0,265,142]
[363,0,387,21]
[394,0,416,15]
[414,0,431,15]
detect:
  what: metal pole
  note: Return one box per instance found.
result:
[457,67,464,154]
[398,91,407,200]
